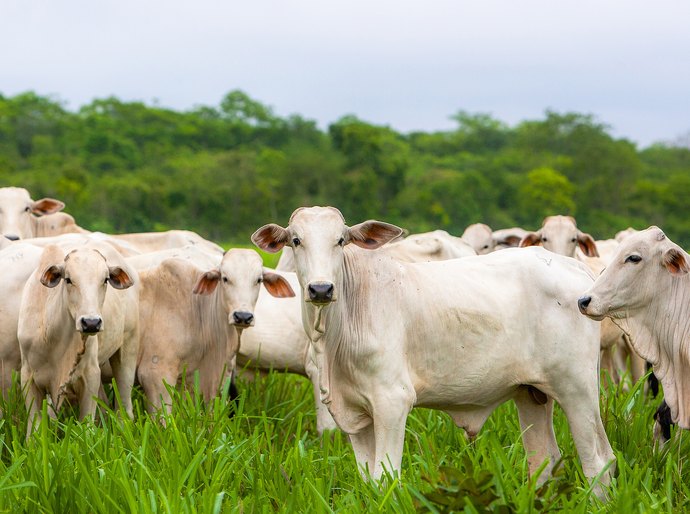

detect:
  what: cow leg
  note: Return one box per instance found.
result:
[370,394,413,480]
[109,347,136,418]
[349,423,376,478]
[556,380,615,492]
[513,388,561,484]
[21,364,44,437]
[138,364,178,415]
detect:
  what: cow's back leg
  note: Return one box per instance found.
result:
[513,387,561,484]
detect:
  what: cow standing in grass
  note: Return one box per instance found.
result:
[253,206,614,488]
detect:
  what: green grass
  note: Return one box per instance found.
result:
[0,372,686,513]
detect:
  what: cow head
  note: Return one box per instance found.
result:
[520,215,599,258]
[578,226,689,320]
[251,206,402,306]
[193,248,294,328]
[0,187,65,241]
[461,223,494,254]
[40,246,134,334]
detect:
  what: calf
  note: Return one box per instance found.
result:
[135,249,294,413]
[253,206,614,488]
[18,244,139,435]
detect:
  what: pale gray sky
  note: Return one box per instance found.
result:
[3,0,689,147]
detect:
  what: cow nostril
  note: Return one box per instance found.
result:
[80,317,103,333]
[308,283,334,302]
[232,311,254,325]
[577,296,592,312]
[4,234,19,241]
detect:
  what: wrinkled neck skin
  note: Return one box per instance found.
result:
[301,246,383,406]
[614,274,690,428]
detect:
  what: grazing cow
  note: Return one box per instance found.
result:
[135,249,294,413]
[0,187,71,240]
[578,226,690,442]
[253,206,614,488]
[521,215,645,386]
[18,244,139,436]
[461,223,526,254]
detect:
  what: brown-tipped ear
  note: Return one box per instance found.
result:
[31,198,65,216]
[108,266,134,290]
[262,270,296,298]
[348,221,403,250]
[193,270,221,295]
[495,234,522,248]
[252,224,289,253]
[520,232,542,248]
[40,265,64,288]
[577,231,599,257]
[662,248,689,276]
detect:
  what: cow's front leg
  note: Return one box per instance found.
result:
[371,389,414,480]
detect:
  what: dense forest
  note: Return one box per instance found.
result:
[1,90,689,246]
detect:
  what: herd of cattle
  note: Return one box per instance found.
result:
[0,186,688,493]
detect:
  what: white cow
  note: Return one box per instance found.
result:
[521,215,645,386]
[18,244,139,436]
[0,187,75,240]
[461,223,525,255]
[252,206,614,488]
[134,249,294,413]
[578,226,690,441]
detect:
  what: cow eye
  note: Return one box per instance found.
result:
[570,238,576,243]
[257,277,263,284]
[542,237,548,243]
[337,237,345,247]
[223,276,228,283]
[65,277,72,285]
[292,237,301,247]
[482,244,489,250]
[625,255,642,264]
[24,206,31,213]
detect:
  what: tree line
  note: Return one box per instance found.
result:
[1,90,689,246]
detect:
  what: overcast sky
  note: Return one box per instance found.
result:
[3,0,689,147]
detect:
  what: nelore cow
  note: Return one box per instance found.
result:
[0,187,81,240]
[18,244,139,437]
[578,226,690,443]
[134,249,294,413]
[253,206,614,489]
[460,223,525,255]
[521,215,645,386]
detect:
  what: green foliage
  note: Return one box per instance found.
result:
[1,90,689,246]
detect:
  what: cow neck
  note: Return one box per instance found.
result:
[618,274,690,428]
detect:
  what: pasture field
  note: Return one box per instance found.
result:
[0,371,687,513]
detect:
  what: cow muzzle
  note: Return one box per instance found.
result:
[4,234,19,241]
[307,281,335,304]
[577,295,606,320]
[79,316,103,334]
[231,311,254,328]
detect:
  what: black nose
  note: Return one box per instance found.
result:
[577,296,591,313]
[308,283,334,303]
[232,311,254,326]
[4,234,19,241]
[80,317,103,333]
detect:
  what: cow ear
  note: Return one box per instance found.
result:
[40,265,64,288]
[262,270,295,298]
[31,198,65,216]
[662,248,689,276]
[348,221,403,250]
[520,232,541,248]
[577,231,599,257]
[193,270,221,295]
[108,266,134,290]
[252,224,289,253]
[494,234,522,248]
